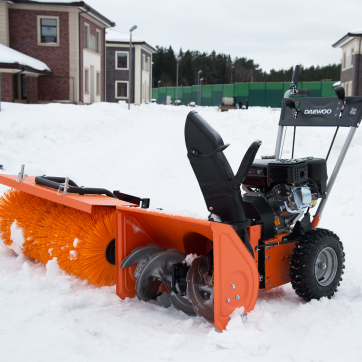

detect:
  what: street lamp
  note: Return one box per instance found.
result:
[157,80,161,104]
[197,70,202,105]
[199,78,203,106]
[128,25,137,110]
[176,56,182,105]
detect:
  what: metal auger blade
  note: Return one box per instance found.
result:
[135,250,186,301]
[157,292,172,308]
[120,244,165,278]
[169,292,197,316]
[187,256,214,323]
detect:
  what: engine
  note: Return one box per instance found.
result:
[265,184,313,232]
[243,157,328,234]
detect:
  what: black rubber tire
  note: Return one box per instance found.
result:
[290,228,345,301]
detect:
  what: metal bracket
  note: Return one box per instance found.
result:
[16,164,28,182]
[57,177,69,196]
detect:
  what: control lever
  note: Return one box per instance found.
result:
[291,65,300,90]
[288,65,310,97]
[284,98,299,118]
[335,86,345,118]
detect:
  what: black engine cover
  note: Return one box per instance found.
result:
[268,159,308,184]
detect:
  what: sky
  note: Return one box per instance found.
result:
[43,0,361,72]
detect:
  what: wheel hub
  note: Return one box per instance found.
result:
[315,247,338,286]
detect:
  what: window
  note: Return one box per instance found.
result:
[115,52,128,69]
[90,35,97,52]
[351,49,354,66]
[115,81,128,99]
[41,19,57,43]
[142,55,150,72]
[84,24,89,49]
[96,72,100,95]
[37,16,59,46]
[85,68,89,94]
[96,30,100,53]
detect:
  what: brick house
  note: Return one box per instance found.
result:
[332,28,362,96]
[106,29,156,104]
[0,0,115,104]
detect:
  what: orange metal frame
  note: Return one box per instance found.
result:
[0,174,136,213]
[263,233,296,290]
[115,205,260,331]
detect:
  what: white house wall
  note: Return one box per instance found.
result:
[0,1,9,46]
[83,48,101,103]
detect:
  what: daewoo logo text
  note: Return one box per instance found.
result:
[304,109,332,115]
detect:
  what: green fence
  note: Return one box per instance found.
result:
[152,81,337,108]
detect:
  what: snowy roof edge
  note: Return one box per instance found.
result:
[0,62,52,74]
[0,44,51,73]
[106,40,157,53]
[105,29,157,53]
[332,29,362,48]
[10,0,115,27]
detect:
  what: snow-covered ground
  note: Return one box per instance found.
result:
[0,102,361,361]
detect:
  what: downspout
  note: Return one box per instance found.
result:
[357,37,362,96]
[78,7,90,104]
[104,28,106,102]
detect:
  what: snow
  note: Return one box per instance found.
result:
[0,44,50,72]
[185,253,199,266]
[0,101,362,361]
[126,219,144,233]
[350,27,362,35]
[8,220,25,255]
[106,28,145,43]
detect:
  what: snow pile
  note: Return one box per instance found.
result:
[0,43,51,71]
[8,220,25,255]
[45,257,62,279]
[0,102,361,361]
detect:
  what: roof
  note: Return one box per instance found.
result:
[9,0,115,27]
[106,29,157,53]
[0,44,51,73]
[332,27,362,48]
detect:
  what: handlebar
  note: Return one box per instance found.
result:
[291,65,300,89]
[295,89,311,97]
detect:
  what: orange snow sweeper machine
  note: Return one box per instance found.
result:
[1,66,361,331]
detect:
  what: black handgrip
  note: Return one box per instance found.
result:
[35,176,117,198]
[291,65,300,88]
[295,89,310,97]
[285,98,296,109]
[36,176,79,187]
[228,140,262,189]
